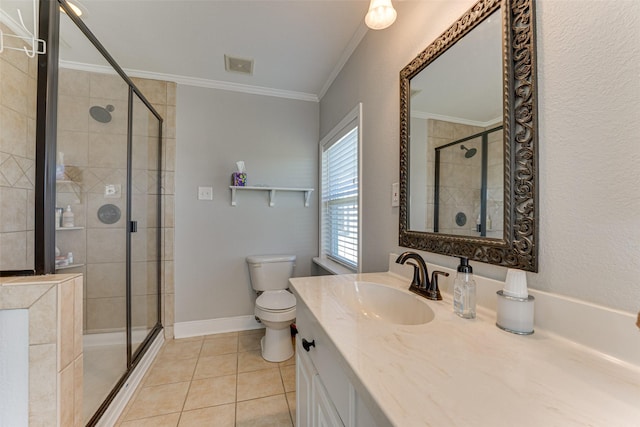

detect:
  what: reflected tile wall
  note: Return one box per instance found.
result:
[0,24,37,271]
[428,119,502,235]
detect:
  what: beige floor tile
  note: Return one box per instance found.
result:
[280,365,296,393]
[237,368,285,402]
[285,392,296,425]
[124,382,189,421]
[178,404,235,427]
[238,331,264,352]
[106,331,299,427]
[279,353,296,367]
[200,335,238,357]
[238,328,265,336]
[158,339,203,362]
[238,350,278,373]
[144,357,198,386]
[183,375,237,411]
[236,394,293,427]
[193,353,237,380]
[204,331,238,340]
[119,412,180,427]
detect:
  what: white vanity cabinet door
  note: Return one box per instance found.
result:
[296,301,388,427]
[296,340,315,427]
[313,373,345,427]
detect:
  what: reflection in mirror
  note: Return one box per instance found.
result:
[431,126,503,237]
[399,0,539,272]
[409,10,502,236]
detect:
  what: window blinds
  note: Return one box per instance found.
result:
[321,127,358,269]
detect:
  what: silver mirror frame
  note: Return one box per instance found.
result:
[399,0,538,272]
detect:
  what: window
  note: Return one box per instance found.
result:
[319,104,361,271]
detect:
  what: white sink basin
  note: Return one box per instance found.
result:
[335,281,435,325]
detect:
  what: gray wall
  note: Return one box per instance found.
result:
[175,87,318,323]
[320,0,640,313]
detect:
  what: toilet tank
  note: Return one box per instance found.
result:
[246,255,296,291]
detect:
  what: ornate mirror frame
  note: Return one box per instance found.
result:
[399,0,538,272]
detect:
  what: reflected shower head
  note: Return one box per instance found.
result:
[89,104,114,123]
[460,145,477,158]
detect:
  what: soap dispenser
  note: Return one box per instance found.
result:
[453,257,476,319]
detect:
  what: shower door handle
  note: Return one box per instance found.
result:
[130,221,138,233]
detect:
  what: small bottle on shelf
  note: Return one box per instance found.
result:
[62,205,74,228]
[55,207,63,229]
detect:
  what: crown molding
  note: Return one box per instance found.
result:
[59,60,319,102]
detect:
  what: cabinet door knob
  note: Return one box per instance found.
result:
[302,338,315,352]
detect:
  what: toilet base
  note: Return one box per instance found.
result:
[261,328,294,362]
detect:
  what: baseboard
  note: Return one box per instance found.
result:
[174,315,265,339]
[96,331,164,427]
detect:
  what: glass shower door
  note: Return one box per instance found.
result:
[129,93,161,357]
[56,63,131,422]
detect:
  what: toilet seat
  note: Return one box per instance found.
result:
[256,290,296,312]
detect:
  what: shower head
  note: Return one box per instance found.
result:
[460,145,477,159]
[89,104,114,123]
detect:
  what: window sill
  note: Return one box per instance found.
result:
[312,257,356,275]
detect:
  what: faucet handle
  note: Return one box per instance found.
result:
[425,270,449,301]
[404,261,423,288]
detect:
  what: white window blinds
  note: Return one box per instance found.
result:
[321,126,359,269]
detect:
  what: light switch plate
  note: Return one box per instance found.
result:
[198,186,213,200]
[391,182,399,207]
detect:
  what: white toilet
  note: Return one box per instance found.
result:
[246,255,297,362]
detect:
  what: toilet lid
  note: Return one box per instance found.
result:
[256,290,296,311]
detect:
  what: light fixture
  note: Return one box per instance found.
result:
[365,0,397,30]
[60,0,87,18]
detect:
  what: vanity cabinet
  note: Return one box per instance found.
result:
[296,302,388,427]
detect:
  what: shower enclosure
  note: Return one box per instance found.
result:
[52,2,163,424]
[0,1,167,423]
[433,125,503,237]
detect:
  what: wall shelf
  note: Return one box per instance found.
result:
[229,186,314,207]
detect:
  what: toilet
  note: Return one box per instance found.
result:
[246,255,297,362]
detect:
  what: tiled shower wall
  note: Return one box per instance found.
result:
[0,23,37,271]
[56,68,175,339]
[425,118,503,236]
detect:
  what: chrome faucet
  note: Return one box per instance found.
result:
[395,251,449,300]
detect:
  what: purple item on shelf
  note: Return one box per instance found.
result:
[232,172,247,186]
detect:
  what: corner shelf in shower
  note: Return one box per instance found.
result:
[55,263,84,271]
[229,186,314,207]
[56,179,82,203]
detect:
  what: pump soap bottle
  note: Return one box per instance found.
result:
[453,257,476,319]
[62,205,75,228]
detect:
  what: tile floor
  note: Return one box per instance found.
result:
[115,329,296,426]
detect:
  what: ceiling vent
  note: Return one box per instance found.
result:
[225,55,254,75]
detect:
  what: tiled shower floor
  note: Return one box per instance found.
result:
[115,329,296,426]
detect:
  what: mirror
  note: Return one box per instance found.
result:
[399,0,538,272]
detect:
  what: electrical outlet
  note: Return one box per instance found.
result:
[391,182,399,207]
[198,186,213,201]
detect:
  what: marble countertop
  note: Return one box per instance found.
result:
[289,272,640,427]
